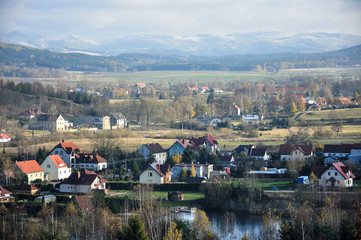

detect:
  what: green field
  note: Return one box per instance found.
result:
[301,108,361,121]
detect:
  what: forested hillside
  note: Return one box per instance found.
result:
[0,42,360,76]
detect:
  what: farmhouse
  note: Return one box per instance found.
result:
[49,141,80,168]
[139,163,171,184]
[138,143,167,163]
[15,160,44,184]
[59,169,107,194]
[41,155,71,181]
[310,162,355,188]
[279,144,314,161]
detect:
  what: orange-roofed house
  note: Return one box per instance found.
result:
[41,155,72,181]
[49,140,80,168]
[15,160,44,184]
[75,152,108,171]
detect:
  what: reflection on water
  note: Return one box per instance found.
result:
[174,209,263,239]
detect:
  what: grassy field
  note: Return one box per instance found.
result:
[301,108,361,121]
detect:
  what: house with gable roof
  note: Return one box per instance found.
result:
[310,162,355,188]
[0,185,14,203]
[49,141,80,168]
[41,155,71,181]
[190,134,218,153]
[110,112,127,129]
[59,169,107,194]
[168,139,192,157]
[323,143,361,158]
[15,160,44,184]
[279,144,315,161]
[75,152,107,171]
[0,133,11,143]
[218,155,236,167]
[139,162,171,184]
[171,163,213,179]
[250,148,270,160]
[138,143,167,163]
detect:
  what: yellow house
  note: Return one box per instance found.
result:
[15,160,44,184]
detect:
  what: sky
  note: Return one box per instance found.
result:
[0,0,360,42]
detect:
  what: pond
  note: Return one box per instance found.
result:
[175,209,264,239]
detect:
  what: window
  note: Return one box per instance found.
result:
[148,172,153,177]
[328,172,330,176]
[55,151,58,154]
[47,164,51,168]
[335,172,337,176]
[35,173,37,177]
[60,151,63,155]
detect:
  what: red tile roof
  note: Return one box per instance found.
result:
[49,155,68,168]
[52,141,80,154]
[279,144,314,155]
[323,143,361,154]
[60,169,105,185]
[0,133,11,141]
[311,162,355,179]
[0,185,11,196]
[76,195,94,213]
[16,160,43,174]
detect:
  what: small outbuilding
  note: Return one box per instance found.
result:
[34,195,57,203]
[169,191,184,202]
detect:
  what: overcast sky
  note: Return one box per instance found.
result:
[1,0,360,41]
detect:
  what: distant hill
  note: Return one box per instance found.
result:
[0,42,360,76]
[1,31,361,56]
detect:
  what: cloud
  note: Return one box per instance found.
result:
[0,0,360,41]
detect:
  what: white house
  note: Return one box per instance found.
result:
[242,115,261,125]
[171,163,213,179]
[279,144,315,161]
[311,162,355,188]
[250,148,270,160]
[59,169,107,194]
[110,112,127,129]
[0,133,11,143]
[30,114,72,131]
[139,163,171,184]
[218,155,236,167]
[75,152,107,171]
[49,141,80,168]
[138,143,167,163]
[323,143,361,158]
[41,155,71,181]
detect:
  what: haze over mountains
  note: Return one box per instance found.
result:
[1,31,361,56]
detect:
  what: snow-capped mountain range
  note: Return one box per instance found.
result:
[1,31,361,56]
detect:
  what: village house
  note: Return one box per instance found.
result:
[189,134,219,153]
[110,112,127,129]
[0,133,11,143]
[49,141,80,168]
[15,160,44,184]
[168,139,192,157]
[139,162,171,184]
[138,143,167,163]
[232,103,241,116]
[59,169,107,194]
[18,108,44,120]
[279,144,315,161]
[242,115,261,125]
[75,152,108,171]
[310,162,355,188]
[73,116,111,130]
[171,163,213,179]
[218,155,236,168]
[30,114,73,131]
[250,147,270,160]
[234,144,256,156]
[323,143,361,158]
[41,155,72,181]
[0,185,14,203]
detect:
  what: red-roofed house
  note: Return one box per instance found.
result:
[139,163,171,184]
[41,155,71,181]
[138,143,167,163]
[0,185,14,203]
[59,169,107,194]
[168,139,192,157]
[0,133,11,143]
[311,162,355,188]
[49,141,80,168]
[15,160,44,184]
[190,134,219,153]
[279,144,315,161]
[232,103,241,116]
[75,152,107,171]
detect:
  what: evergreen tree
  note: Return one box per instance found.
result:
[182,147,195,163]
[123,215,149,240]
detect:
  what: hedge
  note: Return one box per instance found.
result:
[107,182,201,191]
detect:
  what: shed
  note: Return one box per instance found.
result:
[169,191,184,202]
[297,176,309,184]
[34,195,57,203]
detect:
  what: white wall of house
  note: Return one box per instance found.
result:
[138,145,167,163]
[139,169,163,184]
[60,184,92,194]
[75,162,107,171]
[41,156,71,181]
[319,167,353,188]
[154,153,167,163]
[171,164,213,178]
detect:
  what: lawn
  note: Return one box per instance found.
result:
[237,178,294,190]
